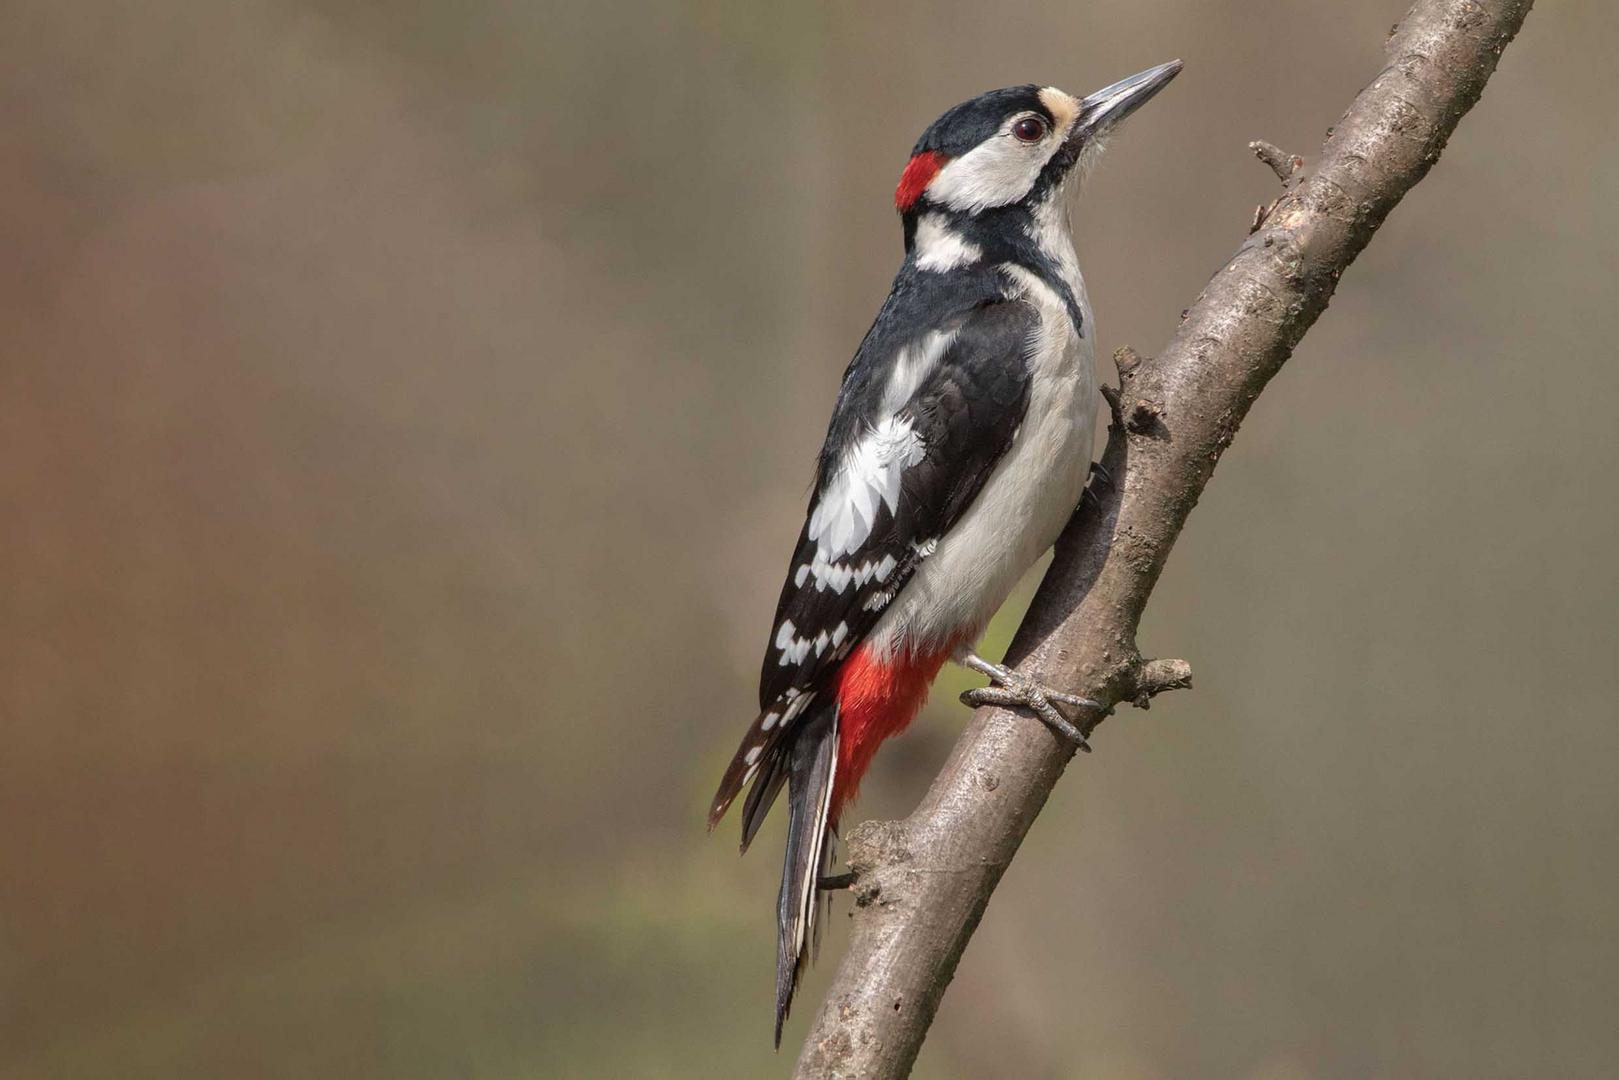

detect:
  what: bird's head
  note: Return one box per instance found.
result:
[895,60,1182,220]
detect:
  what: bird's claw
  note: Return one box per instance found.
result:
[817,871,857,892]
[1079,461,1114,512]
[958,654,1108,751]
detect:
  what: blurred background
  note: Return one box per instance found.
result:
[2,1,1614,1076]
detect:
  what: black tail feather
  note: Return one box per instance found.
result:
[707,690,819,834]
[740,749,787,854]
[773,704,838,1047]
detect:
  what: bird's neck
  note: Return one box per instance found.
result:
[945,196,1081,333]
[907,194,1085,334]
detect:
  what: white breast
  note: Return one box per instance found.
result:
[868,253,1097,661]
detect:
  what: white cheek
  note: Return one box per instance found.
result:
[927,136,1049,212]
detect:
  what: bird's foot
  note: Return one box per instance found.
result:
[817,871,857,892]
[1079,460,1114,511]
[957,651,1108,752]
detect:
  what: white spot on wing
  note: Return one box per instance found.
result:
[778,639,811,666]
[775,618,815,666]
[783,691,815,723]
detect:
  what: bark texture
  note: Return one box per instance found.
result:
[792,1,1535,1075]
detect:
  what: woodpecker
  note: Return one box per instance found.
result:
[708,61,1182,1044]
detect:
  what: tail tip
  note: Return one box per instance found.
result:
[706,790,734,833]
[773,996,789,1049]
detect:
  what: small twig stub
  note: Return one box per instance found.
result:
[1250,139,1305,184]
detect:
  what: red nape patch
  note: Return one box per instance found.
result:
[831,640,956,821]
[894,150,947,211]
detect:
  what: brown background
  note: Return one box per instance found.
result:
[2,1,1615,1076]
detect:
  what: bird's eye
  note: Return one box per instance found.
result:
[1012,116,1047,143]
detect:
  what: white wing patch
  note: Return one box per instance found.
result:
[808,415,926,559]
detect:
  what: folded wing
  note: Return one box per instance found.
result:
[709,299,1038,834]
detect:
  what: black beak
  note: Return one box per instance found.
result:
[1072,59,1182,140]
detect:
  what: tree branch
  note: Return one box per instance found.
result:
[792,1,1534,1075]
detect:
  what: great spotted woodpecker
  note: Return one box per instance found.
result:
[709,61,1182,1043]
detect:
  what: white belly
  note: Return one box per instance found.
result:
[869,265,1096,659]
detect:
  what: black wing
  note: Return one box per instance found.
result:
[709,299,1036,833]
